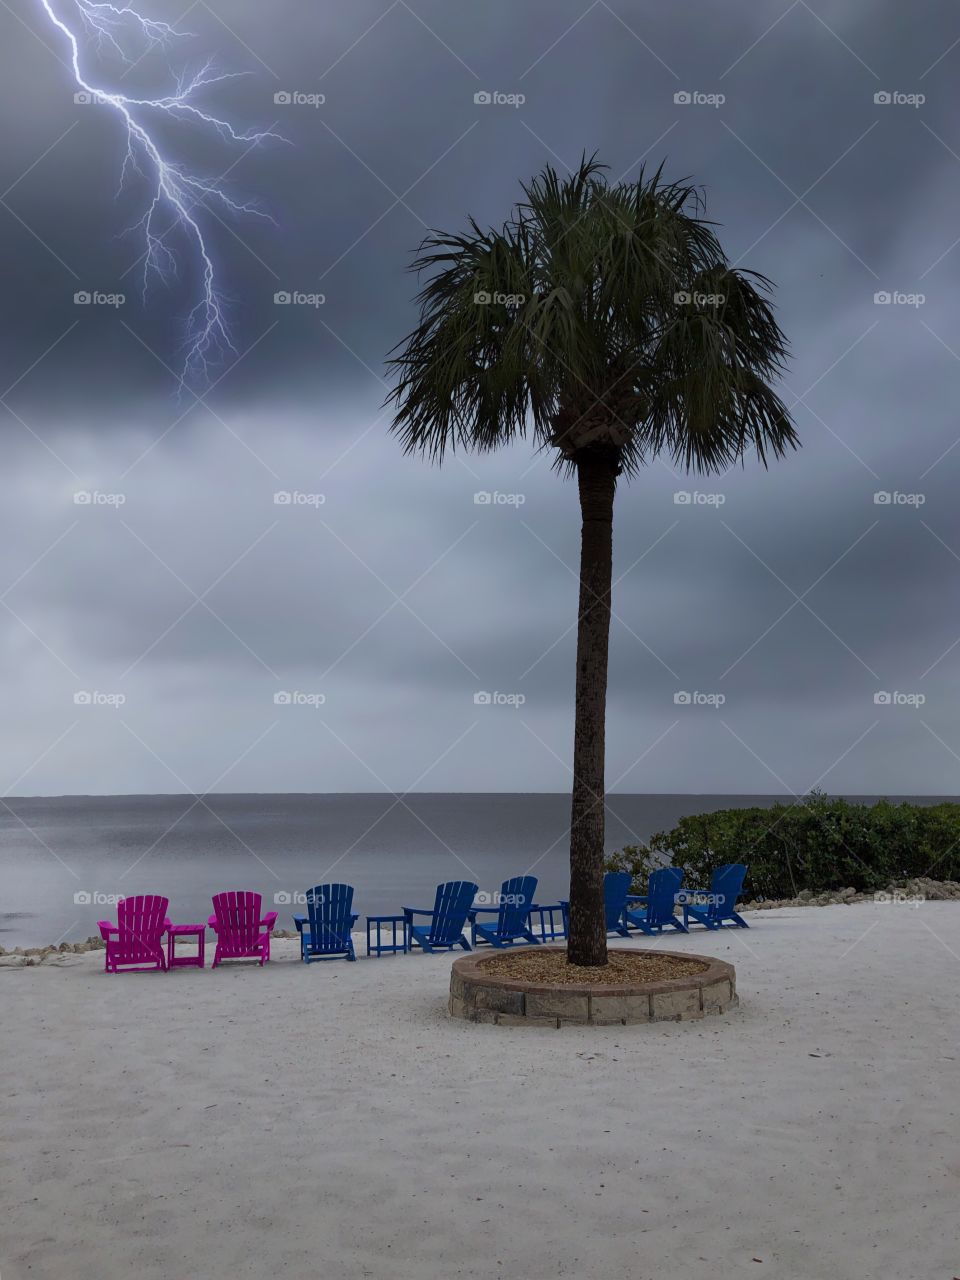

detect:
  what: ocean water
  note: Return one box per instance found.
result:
[1,792,954,947]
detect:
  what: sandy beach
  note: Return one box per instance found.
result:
[3,903,958,1280]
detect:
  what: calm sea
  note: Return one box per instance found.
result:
[1,793,954,947]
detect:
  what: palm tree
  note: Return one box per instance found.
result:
[386,156,797,966]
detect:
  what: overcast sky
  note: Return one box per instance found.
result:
[1,0,958,796]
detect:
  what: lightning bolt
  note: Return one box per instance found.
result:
[37,0,282,389]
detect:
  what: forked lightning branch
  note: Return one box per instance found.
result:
[38,0,280,387]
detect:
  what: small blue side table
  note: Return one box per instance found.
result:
[366,914,409,957]
[530,902,568,942]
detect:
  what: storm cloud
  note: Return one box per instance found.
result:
[1,0,959,795]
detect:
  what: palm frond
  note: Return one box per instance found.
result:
[385,156,797,475]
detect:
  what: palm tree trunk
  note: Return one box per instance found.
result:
[567,447,618,966]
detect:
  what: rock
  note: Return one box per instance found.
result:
[926,878,960,901]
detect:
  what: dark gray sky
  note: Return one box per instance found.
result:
[1,0,958,795]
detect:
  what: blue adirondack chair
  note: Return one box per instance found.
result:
[682,863,749,930]
[624,866,687,935]
[559,871,633,938]
[404,881,478,953]
[293,883,359,961]
[469,876,539,948]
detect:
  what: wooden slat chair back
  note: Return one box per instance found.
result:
[646,867,685,927]
[430,880,476,944]
[210,891,278,965]
[298,883,358,961]
[405,880,478,953]
[684,863,749,929]
[99,894,169,972]
[604,871,633,935]
[471,875,539,947]
[623,867,687,935]
[495,875,538,938]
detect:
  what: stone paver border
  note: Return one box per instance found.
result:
[449,946,737,1027]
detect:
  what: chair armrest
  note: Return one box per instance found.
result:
[403,907,434,918]
[207,914,218,929]
[469,906,499,918]
[350,914,359,926]
[260,911,278,931]
[293,915,306,933]
[97,921,116,940]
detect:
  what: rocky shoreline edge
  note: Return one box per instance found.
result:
[3,876,958,967]
[737,875,960,911]
[0,926,303,967]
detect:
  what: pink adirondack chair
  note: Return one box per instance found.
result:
[208,891,278,967]
[98,895,169,973]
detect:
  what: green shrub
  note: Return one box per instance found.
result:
[605,793,960,897]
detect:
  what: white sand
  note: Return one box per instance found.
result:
[3,904,959,1280]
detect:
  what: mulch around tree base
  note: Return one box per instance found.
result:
[477,949,710,986]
